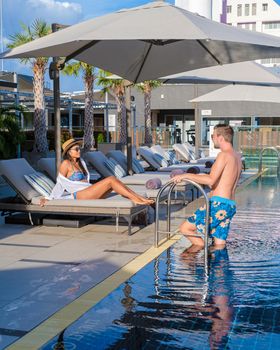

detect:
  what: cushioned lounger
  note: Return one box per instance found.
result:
[173,143,216,164]
[0,159,147,235]
[85,151,197,201]
[84,151,172,185]
[137,147,209,173]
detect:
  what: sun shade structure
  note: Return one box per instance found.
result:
[3,1,280,83]
[161,61,280,86]
[190,84,280,103]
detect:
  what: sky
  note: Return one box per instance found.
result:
[1,0,174,92]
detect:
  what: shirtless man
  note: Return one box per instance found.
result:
[172,124,242,248]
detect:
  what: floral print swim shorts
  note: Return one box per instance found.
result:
[187,196,236,241]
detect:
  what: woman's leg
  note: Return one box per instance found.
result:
[76,176,154,205]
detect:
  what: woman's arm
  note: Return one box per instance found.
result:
[60,160,69,177]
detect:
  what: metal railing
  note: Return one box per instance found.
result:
[154,179,210,272]
[258,146,280,174]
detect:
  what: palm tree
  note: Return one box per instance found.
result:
[136,80,161,144]
[63,62,95,151]
[8,19,51,153]
[0,105,26,159]
[97,71,127,145]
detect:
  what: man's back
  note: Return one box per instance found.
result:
[211,150,242,200]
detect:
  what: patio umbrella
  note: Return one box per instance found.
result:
[161,61,280,156]
[161,61,280,86]
[190,84,280,103]
[4,1,280,173]
[3,2,280,82]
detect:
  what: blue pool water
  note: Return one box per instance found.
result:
[41,177,280,350]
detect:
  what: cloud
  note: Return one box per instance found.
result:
[27,0,82,16]
[26,0,83,23]
[3,0,84,40]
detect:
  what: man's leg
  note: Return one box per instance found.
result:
[213,237,226,248]
[180,221,204,247]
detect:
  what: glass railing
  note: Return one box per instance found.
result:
[234,126,280,169]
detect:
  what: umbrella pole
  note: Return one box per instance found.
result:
[51,23,67,177]
[125,81,133,175]
[53,60,61,177]
[194,85,201,158]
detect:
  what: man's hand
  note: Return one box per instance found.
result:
[39,198,49,207]
[172,174,188,184]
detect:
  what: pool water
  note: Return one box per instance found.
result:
[41,176,280,350]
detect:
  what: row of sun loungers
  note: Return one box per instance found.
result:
[0,145,215,235]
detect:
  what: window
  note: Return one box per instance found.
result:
[263,21,280,29]
[262,3,268,11]
[245,4,250,16]
[252,3,257,15]
[244,23,250,29]
[237,4,242,16]
[252,23,256,31]
[227,5,232,14]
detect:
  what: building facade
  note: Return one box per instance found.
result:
[176,0,280,66]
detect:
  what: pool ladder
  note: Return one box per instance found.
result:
[154,179,210,273]
[258,146,280,175]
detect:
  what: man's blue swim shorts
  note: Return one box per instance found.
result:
[187,196,236,241]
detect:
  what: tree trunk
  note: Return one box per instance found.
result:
[114,93,127,145]
[83,74,95,151]
[119,94,127,145]
[33,62,48,153]
[144,89,152,144]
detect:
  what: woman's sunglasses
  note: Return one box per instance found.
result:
[70,146,81,152]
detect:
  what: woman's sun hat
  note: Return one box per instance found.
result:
[62,138,83,156]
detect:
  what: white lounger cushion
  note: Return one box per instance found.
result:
[37,157,56,181]
[0,159,41,201]
[32,194,140,208]
[137,147,161,170]
[85,151,116,178]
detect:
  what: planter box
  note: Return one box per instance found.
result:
[98,142,123,155]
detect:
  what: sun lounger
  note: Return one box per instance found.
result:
[84,151,174,185]
[0,159,147,235]
[173,143,215,164]
[86,151,198,202]
[137,147,209,173]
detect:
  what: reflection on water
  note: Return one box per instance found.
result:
[42,177,280,350]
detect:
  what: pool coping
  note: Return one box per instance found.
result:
[6,234,182,350]
[6,170,261,350]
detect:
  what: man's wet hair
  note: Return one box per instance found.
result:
[214,124,234,144]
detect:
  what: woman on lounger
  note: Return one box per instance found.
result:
[39,138,154,207]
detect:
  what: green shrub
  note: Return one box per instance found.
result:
[0,106,26,159]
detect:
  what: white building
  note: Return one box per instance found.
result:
[175,0,280,66]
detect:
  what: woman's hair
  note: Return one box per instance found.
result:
[214,124,234,144]
[64,150,87,175]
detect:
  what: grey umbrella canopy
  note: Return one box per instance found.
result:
[160,61,280,156]
[161,61,280,86]
[190,84,280,103]
[4,1,280,83]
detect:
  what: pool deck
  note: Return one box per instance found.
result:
[0,170,259,350]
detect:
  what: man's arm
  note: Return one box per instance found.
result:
[172,153,227,186]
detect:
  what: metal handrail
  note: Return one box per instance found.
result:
[258,147,280,174]
[154,179,210,272]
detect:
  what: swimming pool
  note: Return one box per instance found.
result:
[40,176,280,350]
